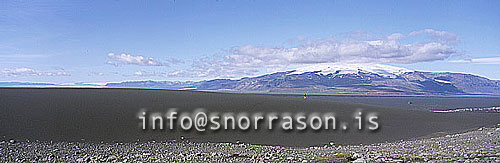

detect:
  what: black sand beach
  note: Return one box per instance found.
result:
[0,88,498,147]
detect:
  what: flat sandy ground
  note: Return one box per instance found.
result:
[0,88,499,147]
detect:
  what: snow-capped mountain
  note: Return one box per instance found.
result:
[290,63,412,78]
[105,63,500,95]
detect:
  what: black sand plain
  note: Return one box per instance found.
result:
[0,88,498,147]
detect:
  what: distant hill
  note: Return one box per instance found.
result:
[106,63,500,95]
[0,82,55,87]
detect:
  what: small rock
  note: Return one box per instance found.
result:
[353,157,366,163]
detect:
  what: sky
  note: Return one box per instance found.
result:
[1,0,499,83]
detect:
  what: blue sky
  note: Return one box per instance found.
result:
[1,0,499,83]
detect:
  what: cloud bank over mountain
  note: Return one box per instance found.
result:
[163,29,460,78]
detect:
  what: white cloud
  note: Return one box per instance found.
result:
[133,71,157,77]
[409,29,459,44]
[179,30,458,78]
[107,53,164,66]
[134,71,144,76]
[159,70,185,78]
[89,72,104,76]
[105,61,118,66]
[165,58,185,65]
[450,57,500,64]
[1,68,69,76]
[387,33,404,40]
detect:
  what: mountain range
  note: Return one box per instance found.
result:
[104,63,500,95]
[2,63,499,95]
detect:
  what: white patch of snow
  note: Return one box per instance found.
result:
[289,63,413,78]
[434,79,452,84]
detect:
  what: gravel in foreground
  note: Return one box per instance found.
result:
[1,124,499,162]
